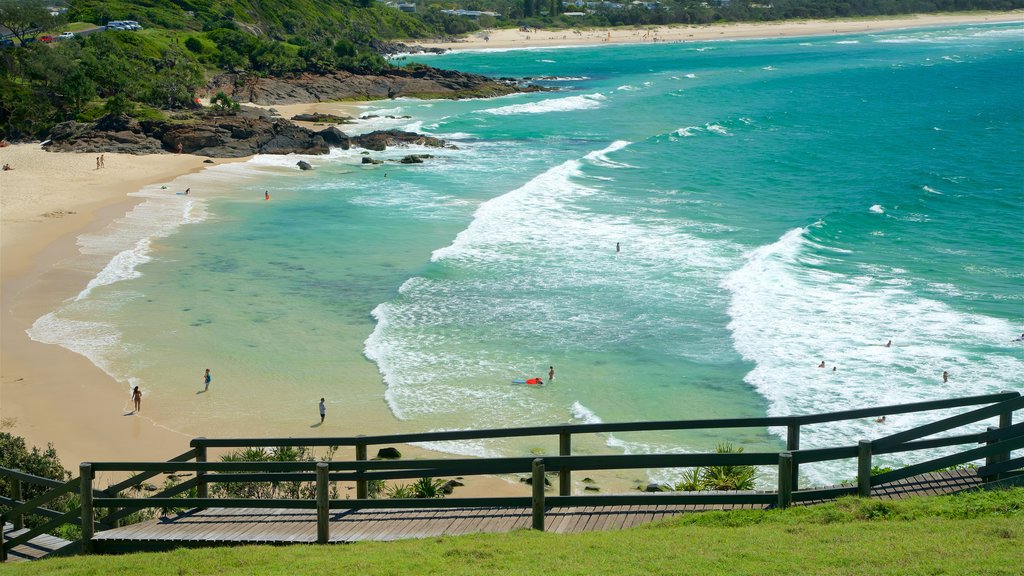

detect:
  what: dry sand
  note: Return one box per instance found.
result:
[0,141,524,497]
[418,12,1022,51]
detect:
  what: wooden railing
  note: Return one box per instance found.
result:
[2,391,1021,558]
[190,390,1021,497]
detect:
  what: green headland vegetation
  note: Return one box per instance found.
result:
[2,0,1021,141]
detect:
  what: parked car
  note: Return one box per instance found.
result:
[0,39,15,48]
[57,31,75,40]
[39,35,54,43]
[21,38,37,45]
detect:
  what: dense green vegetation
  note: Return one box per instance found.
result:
[1,0,1020,141]
[4,488,1022,575]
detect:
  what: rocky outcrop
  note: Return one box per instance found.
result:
[370,39,449,57]
[351,130,448,152]
[43,109,448,158]
[204,65,544,105]
[296,160,313,170]
[44,109,333,157]
[290,113,353,124]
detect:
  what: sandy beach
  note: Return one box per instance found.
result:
[418,12,1022,51]
[1,12,1019,497]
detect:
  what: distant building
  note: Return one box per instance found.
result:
[397,3,416,12]
[440,9,500,18]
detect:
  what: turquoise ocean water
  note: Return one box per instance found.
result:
[31,23,1023,485]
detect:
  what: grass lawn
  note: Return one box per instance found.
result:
[5,489,1022,575]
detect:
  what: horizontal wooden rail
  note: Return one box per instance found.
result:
[100,476,202,525]
[794,392,1019,425]
[977,457,1024,477]
[873,396,1024,451]
[189,392,1020,450]
[0,468,70,490]
[94,498,318,510]
[873,432,985,455]
[103,448,198,496]
[2,507,80,552]
[547,493,779,506]
[2,477,79,520]
[792,486,858,502]
[0,497,64,520]
[872,434,1024,486]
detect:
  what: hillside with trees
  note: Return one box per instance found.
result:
[1,0,1020,141]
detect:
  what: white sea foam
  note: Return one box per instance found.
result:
[617,85,637,91]
[75,238,151,301]
[478,93,607,115]
[922,185,942,195]
[870,204,884,213]
[583,140,633,168]
[722,226,1023,484]
[705,123,731,136]
[675,126,702,137]
[571,401,603,424]
[368,141,741,430]
[684,73,697,78]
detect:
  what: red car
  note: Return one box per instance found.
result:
[39,35,54,43]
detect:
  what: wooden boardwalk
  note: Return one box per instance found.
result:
[3,522,72,562]
[91,468,983,551]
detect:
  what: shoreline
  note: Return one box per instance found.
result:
[0,140,528,498]
[2,12,1017,497]
[416,11,1022,51]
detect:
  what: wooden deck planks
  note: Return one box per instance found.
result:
[78,468,987,553]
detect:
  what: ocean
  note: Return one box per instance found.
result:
[30,22,1023,486]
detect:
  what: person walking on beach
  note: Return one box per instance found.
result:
[96,156,101,170]
[549,366,555,382]
[100,154,105,168]
[203,368,211,391]
[131,386,142,413]
[319,398,326,423]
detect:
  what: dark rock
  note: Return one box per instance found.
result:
[440,479,464,495]
[297,160,313,170]
[203,159,215,163]
[520,475,552,487]
[316,127,350,149]
[352,130,447,152]
[204,65,546,106]
[644,483,666,493]
[361,157,383,165]
[582,477,595,484]
[584,485,600,492]
[291,113,353,124]
[376,447,402,459]
[399,155,426,164]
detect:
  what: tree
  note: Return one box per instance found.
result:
[0,433,72,528]
[210,91,240,114]
[0,0,58,45]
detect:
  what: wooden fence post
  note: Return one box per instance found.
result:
[316,462,329,544]
[80,463,94,555]
[787,422,800,491]
[355,438,367,500]
[997,392,1013,468]
[857,440,872,498]
[559,430,571,496]
[532,458,545,531]
[195,438,208,500]
[1,511,7,562]
[777,452,793,510]
[983,426,1001,482]
[11,476,23,530]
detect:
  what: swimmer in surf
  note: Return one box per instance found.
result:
[265,191,270,201]
[885,340,891,348]
[818,361,825,368]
